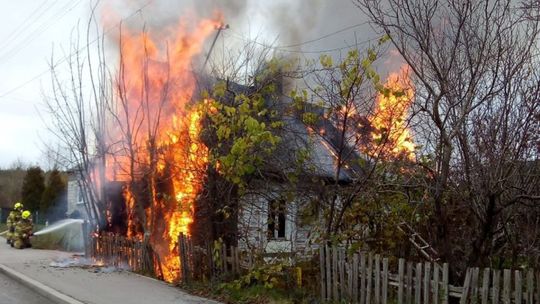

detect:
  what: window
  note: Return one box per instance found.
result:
[268,199,286,240]
[76,187,85,205]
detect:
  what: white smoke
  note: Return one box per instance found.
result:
[101,0,375,54]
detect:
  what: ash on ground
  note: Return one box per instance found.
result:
[49,255,130,274]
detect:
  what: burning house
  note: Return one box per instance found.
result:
[61,3,417,282]
[231,67,416,255]
[67,59,415,278]
[235,107,365,255]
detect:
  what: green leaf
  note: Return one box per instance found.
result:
[320,54,333,68]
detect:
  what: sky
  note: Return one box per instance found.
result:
[0,0,380,169]
[0,1,90,168]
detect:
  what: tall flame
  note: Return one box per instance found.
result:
[106,14,219,282]
[370,66,415,159]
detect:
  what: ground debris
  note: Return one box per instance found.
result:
[49,255,129,274]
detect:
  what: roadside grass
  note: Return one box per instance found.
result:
[180,260,320,303]
[182,281,312,304]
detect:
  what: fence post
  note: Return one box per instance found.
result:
[234,246,239,274]
[325,245,332,299]
[220,243,226,273]
[407,262,413,304]
[382,258,388,304]
[339,248,346,299]
[526,270,533,304]
[471,267,480,304]
[206,242,213,278]
[503,269,511,304]
[398,259,404,304]
[360,252,367,304]
[179,233,190,283]
[461,268,472,304]
[515,270,522,304]
[424,262,431,304]
[332,246,339,302]
[442,263,449,304]
[493,269,500,304]
[320,246,326,301]
[353,253,359,303]
[233,246,238,274]
[367,253,373,304]
[537,271,540,304]
[347,261,353,301]
[178,234,183,282]
[415,263,422,304]
[375,254,381,304]
[433,263,440,304]
[229,246,235,274]
[481,268,490,304]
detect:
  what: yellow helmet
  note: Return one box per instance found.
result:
[14,202,23,210]
[21,210,31,220]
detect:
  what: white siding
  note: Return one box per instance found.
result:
[66,177,88,219]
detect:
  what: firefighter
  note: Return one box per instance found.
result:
[13,210,33,249]
[6,202,23,245]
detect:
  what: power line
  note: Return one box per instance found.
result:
[0,0,155,100]
[0,0,55,50]
[0,71,50,101]
[277,22,369,49]
[0,0,84,63]
[223,21,375,55]
[225,31,377,55]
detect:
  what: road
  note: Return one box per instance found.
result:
[0,234,218,304]
[0,271,55,304]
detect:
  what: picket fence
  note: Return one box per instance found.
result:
[89,233,155,275]
[85,231,540,303]
[320,246,540,304]
[178,233,250,282]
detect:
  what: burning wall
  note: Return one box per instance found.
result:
[96,0,414,283]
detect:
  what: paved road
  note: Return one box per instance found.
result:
[0,236,218,304]
[0,272,55,304]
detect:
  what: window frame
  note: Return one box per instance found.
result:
[267,198,286,240]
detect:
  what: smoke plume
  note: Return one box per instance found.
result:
[101,0,374,55]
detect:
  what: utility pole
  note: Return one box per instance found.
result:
[203,23,229,71]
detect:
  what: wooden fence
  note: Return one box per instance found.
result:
[90,234,155,275]
[320,246,540,303]
[178,233,250,282]
[86,233,540,304]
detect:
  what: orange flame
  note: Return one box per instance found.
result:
[106,14,219,282]
[122,185,139,239]
[370,66,415,159]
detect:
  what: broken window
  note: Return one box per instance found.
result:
[268,199,286,240]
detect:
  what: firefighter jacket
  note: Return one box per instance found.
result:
[6,210,21,239]
[14,218,33,241]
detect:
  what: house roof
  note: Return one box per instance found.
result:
[210,77,369,183]
[280,112,359,182]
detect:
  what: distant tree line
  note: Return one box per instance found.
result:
[23,167,67,223]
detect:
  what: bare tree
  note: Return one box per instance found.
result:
[357,0,540,266]
[43,6,112,228]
